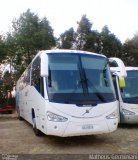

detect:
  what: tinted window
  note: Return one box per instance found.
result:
[47,53,116,104]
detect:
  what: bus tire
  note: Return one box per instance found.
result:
[17,108,24,120]
[32,117,42,136]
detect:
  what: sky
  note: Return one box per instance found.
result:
[0,0,138,43]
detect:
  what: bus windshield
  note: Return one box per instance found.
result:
[121,70,138,104]
[47,53,115,105]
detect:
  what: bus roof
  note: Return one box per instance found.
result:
[125,67,138,71]
[110,66,138,77]
[17,49,106,84]
[37,49,106,58]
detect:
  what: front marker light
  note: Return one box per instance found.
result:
[122,109,135,115]
[47,111,68,122]
[106,110,118,119]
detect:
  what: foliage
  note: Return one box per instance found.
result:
[0,11,138,107]
[0,9,56,107]
[58,28,75,49]
[75,15,92,50]
[0,71,16,107]
[11,9,56,67]
[0,35,7,63]
[58,16,123,60]
[123,33,138,66]
[100,25,123,57]
[83,30,100,52]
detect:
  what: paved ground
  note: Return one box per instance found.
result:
[0,113,138,159]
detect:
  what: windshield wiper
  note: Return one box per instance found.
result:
[87,79,106,103]
[65,64,89,103]
[81,68,89,95]
[102,62,109,87]
[78,55,89,95]
[73,68,106,103]
[65,78,84,104]
[66,57,106,104]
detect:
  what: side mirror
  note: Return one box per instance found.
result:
[119,77,126,88]
[40,52,48,77]
[108,57,127,77]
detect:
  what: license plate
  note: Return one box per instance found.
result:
[82,124,93,130]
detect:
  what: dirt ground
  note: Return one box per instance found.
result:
[0,113,138,159]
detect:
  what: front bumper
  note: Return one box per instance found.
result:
[120,113,138,124]
[46,118,118,137]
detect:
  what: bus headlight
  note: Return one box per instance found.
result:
[122,109,135,115]
[106,110,118,119]
[47,111,68,122]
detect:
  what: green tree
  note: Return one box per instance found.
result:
[72,15,100,52]
[38,17,56,49]
[0,35,7,63]
[12,9,56,65]
[100,25,123,57]
[123,33,138,66]
[58,27,75,49]
[4,33,23,81]
[0,9,57,107]
[83,30,100,52]
[75,15,92,50]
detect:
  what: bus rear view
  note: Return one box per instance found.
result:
[16,50,118,137]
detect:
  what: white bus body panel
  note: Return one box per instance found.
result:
[46,102,118,137]
[18,85,118,137]
[120,102,138,124]
[16,50,119,137]
[120,67,138,124]
[112,67,138,124]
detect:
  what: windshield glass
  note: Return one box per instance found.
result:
[47,53,115,104]
[121,70,138,103]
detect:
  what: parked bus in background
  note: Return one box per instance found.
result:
[16,50,120,137]
[110,60,138,124]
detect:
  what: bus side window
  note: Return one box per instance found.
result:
[31,56,44,97]
[39,77,44,97]
[26,65,31,85]
[112,75,119,100]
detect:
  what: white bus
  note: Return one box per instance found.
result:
[16,50,119,137]
[111,66,138,124]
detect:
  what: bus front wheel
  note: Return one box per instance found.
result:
[17,108,24,120]
[32,117,42,136]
